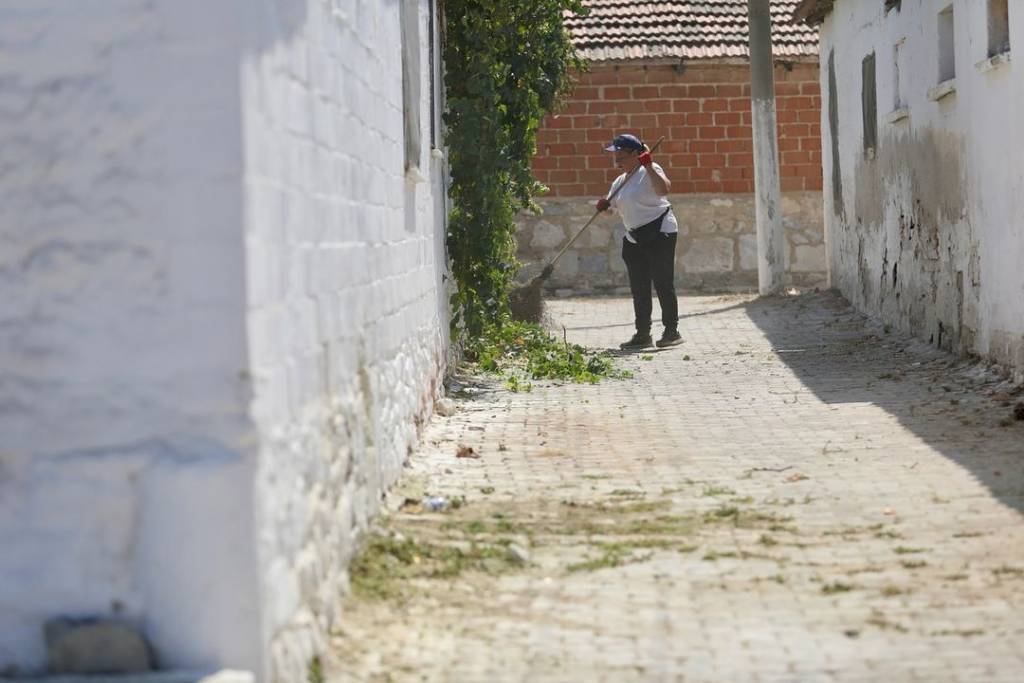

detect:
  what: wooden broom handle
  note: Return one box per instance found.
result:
[546,136,666,268]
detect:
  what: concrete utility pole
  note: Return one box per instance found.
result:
[747,0,786,294]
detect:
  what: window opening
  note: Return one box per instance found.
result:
[400,0,422,172]
[988,0,1010,57]
[862,52,877,158]
[893,40,906,109]
[827,51,844,215]
[938,5,956,83]
[428,0,438,150]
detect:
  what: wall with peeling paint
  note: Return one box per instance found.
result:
[818,0,1024,379]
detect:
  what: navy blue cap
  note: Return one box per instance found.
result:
[604,134,644,152]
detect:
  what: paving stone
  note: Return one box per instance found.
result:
[329,293,1024,683]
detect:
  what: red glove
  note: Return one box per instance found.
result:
[596,198,611,212]
[638,151,653,167]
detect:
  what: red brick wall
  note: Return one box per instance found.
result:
[532,62,822,196]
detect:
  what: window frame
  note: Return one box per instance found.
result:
[987,0,1011,59]
[937,4,956,85]
[400,0,423,174]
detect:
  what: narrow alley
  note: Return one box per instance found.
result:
[330,292,1024,683]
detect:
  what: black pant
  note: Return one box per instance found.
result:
[621,232,679,334]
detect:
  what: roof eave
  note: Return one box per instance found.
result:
[793,0,834,26]
[582,55,821,68]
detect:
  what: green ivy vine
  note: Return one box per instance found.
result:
[441,0,586,337]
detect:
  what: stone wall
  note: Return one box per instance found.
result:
[0,1,449,680]
[516,193,825,293]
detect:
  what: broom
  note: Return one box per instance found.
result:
[509,136,665,322]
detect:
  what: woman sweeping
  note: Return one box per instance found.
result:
[597,134,683,349]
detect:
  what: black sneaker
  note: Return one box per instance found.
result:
[656,329,683,348]
[619,332,653,350]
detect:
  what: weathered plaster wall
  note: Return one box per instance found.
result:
[0,1,448,679]
[819,0,1023,378]
[515,193,825,293]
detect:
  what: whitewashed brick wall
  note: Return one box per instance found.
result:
[0,1,448,679]
[240,1,448,679]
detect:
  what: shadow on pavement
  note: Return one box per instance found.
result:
[742,289,1024,515]
[444,372,505,402]
[560,298,753,332]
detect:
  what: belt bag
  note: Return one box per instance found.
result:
[628,207,671,246]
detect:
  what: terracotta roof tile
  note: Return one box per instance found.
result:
[566,0,819,62]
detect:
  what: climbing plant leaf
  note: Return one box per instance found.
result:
[442,0,586,336]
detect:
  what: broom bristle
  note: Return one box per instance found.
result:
[509,278,545,323]
[509,259,556,322]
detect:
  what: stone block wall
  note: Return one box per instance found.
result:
[0,1,448,680]
[516,193,825,293]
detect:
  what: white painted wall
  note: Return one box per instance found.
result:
[818,0,1024,378]
[0,0,448,679]
[239,1,449,679]
[0,0,259,673]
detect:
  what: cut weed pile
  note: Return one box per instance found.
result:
[348,491,818,605]
[465,319,630,391]
[350,533,523,601]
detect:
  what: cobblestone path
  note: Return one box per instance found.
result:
[328,293,1024,683]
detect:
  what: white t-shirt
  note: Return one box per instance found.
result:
[607,163,678,243]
